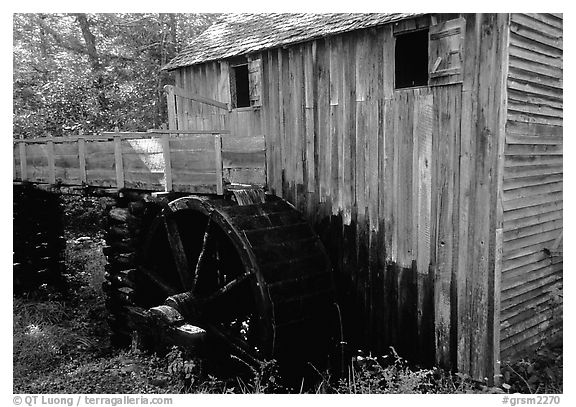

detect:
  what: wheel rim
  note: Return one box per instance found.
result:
[134,196,273,365]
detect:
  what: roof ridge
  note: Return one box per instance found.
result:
[163,13,422,71]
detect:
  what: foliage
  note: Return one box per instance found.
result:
[166,346,203,391]
[61,194,114,238]
[233,358,285,393]
[331,349,479,394]
[501,338,563,394]
[13,13,219,138]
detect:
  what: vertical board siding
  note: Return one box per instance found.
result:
[166,14,510,381]
[257,27,441,360]
[500,13,563,360]
[175,62,229,131]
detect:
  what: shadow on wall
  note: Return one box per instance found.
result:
[315,212,436,368]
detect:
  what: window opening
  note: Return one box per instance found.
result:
[395,29,429,89]
[231,64,250,108]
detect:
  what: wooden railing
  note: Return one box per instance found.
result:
[13,130,266,195]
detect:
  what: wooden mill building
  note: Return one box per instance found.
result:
[13,13,562,383]
[162,12,563,381]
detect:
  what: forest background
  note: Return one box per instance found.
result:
[13,13,219,138]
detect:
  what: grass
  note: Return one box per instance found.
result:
[12,195,564,394]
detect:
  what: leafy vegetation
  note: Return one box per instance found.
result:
[14,13,219,138]
[501,339,563,394]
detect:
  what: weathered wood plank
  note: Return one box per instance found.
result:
[501,305,562,350]
[165,85,178,130]
[221,135,265,152]
[503,209,562,232]
[508,67,562,91]
[503,237,558,263]
[504,164,562,180]
[503,201,562,224]
[503,227,562,253]
[171,84,228,110]
[500,278,561,312]
[521,13,563,30]
[214,135,223,195]
[507,109,562,127]
[503,173,563,191]
[221,151,266,169]
[503,218,563,243]
[13,144,21,180]
[168,135,215,152]
[161,134,173,192]
[432,84,459,368]
[510,22,563,51]
[502,257,561,290]
[500,300,562,342]
[507,79,563,102]
[504,155,562,168]
[46,138,56,184]
[501,284,557,321]
[381,25,394,100]
[511,13,563,39]
[503,181,562,201]
[501,321,561,358]
[505,134,563,146]
[267,50,282,196]
[169,151,218,172]
[455,13,480,374]
[223,168,266,185]
[505,143,562,156]
[507,101,562,120]
[508,44,563,69]
[171,171,218,186]
[468,13,506,381]
[508,56,562,81]
[506,120,563,138]
[53,154,81,170]
[502,191,562,212]
[18,141,27,181]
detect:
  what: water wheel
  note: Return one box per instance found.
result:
[13,184,66,295]
[104,192,336,373]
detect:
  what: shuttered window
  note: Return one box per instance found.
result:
[428,17,466,86]
[230,63,250,108]
[229,58,262,109]
[248,58,262,107]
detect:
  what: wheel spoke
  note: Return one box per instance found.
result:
[140,265,179,296]
[191,216,214,293]
[140,216,162,255]
[203,273,251,304]
[201,321,263,368]
[162,213,193,290]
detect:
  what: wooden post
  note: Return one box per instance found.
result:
[114,128,124,189]
[19,136,27,181]
[46,134,56,184]
[214,134,223,195]
[78,131,87,184]
[13,142,17,180]
[161,133,173,192]
[165,85,178,131]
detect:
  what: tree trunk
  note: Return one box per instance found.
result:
[74,13,107,128]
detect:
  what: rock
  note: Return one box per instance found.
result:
[74,236,92,244]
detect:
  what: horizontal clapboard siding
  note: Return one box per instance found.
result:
[500,13,563,359]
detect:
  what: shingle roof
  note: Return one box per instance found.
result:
[164,13,421,70]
